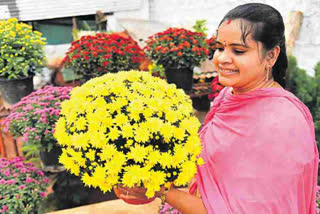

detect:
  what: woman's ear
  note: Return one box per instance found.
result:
[266,46,280,67]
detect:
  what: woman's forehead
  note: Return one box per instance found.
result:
[216,19,255,46]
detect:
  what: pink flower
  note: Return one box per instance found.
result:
[42,177,50,183]
[40,192,47,197]
[25,177,34,183]
[3,169,10,176]
[0,179,6,184]
[11,173,19,177]
[6,179,17,185]
[19,168,27,173]
[18,184,26,190]
[0,205,8,213]
[36,171,44,176]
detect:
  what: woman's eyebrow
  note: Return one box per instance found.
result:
[216,40,250,48]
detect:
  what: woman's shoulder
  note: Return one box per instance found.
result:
[245,88,313,129]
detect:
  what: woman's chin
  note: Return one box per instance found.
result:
[218,75,237,87]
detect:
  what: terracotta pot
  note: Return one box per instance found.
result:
[113,186,156,205]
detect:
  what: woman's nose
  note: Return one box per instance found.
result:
[217,50,232,64]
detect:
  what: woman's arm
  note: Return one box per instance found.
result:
[164,188,207,214]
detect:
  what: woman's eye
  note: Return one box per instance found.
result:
[233,49,245,54]
[217,47,224,52]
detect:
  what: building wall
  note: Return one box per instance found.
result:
[0,0,142,21]
[116,0,320,75]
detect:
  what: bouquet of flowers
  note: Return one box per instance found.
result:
[2,86,73,157]
[144,28,209,70]
[0,157,50,214]
[62,33,146,79]
[0,18,46,79]
[54,70,204,198]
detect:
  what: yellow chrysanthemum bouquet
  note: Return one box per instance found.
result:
[54,70,203,201]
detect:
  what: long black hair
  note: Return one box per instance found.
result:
[219,3,288,87]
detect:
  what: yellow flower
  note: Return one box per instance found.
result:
[159,152,175,168]
[147,150,161,165]
[127,144,151,163]
[122,165,145,187]
[108,126,120,141]
[105,151,126,175]
[174,160,197,186]
[121,123,134,139]
[91,166,107,188]
[85,149,96,161]
[134,123,150,143]
[159,123,174,142]
[75,116,87,131]
[143,170,166,198]
[99,144,117,161]
[114,114,128,126]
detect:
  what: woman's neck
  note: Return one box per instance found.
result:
[232,78,280,95]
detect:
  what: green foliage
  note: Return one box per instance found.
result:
[192,20,208,36]
[286,56,315,106]
[286,56,320,140]
[286,56,320,184]
[148,62,165,78]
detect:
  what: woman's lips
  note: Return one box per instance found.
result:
[219,68,239,75]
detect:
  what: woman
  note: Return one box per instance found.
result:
[120,3,318,214]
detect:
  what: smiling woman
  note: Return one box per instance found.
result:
[213,19,281,94]
[120,3,318,214]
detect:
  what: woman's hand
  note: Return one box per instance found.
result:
[116,184,150,200]
[114,184,161,205]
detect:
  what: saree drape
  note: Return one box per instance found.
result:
[196,87,318,214]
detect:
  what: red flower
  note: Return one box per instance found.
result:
[208,76,224,100]
[63,32,145,78]
[103,61,109,66]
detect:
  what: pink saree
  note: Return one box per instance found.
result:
[195,87,319,214]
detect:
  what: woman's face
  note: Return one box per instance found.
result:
[213,19,269,90]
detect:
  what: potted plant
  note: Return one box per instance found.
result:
[0,18,46,106]
[54,71,204,204]
[0,157,50,214]
[62,33,146,82]
[144,28,209,92]
[2,86,72,167]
